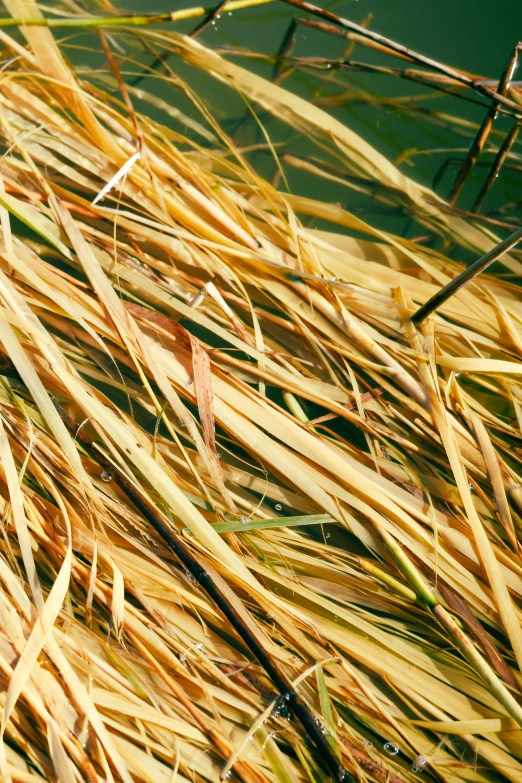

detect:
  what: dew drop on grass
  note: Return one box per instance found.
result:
[412,755,427,772]
[275,503,282,511]
[262,731,278,749]
[384,741,399,756]
[101,470,112,482]
[227,10,232,14]
[240,516,248,524]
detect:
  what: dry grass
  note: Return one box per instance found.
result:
[0,2,520,782]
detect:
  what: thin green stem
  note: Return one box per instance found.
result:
[379,529,522,728]
[0,0,274,28]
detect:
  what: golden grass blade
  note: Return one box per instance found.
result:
[0,8,520,782]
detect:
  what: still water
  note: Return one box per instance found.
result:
[89,0,522,228]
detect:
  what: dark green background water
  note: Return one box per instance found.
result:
[90,0,522,230]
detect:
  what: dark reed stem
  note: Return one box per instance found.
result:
[472,121,521,213]
[282,0,522,118]
[314,58,492,105]
[294,13,512,106]
[449,44,521,205]
[432,155,522,195]
[410,225,522,326]
[219,44,494,109]
[272,17,298,81]
[52,401,352,783]
[430,199,522,232]
[189,0,228,37]
[130,49,170,87]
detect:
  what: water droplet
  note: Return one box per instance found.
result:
[325,533,330,539]
[326,64,332,69]
[273,692,292,720]
[211,19,216,24]
[275,503,282,511]
[362,739,373,748]
[216,13,221,18]
[101,470,112,482]
[240,516,248,524]
[216,452,222,458]
[213,26,219,31]
[227,10,232,14]
[262,731,279,748]
[384,741,399,756]
[412,755,427,772]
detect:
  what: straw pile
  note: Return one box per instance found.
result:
[0,2,521,782]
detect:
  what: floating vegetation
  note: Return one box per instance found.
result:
[0,1,519,782]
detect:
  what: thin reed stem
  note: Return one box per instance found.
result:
[411,225,522,326]
[449,44,522,205]
[473,121,522,213]
[190,0,228,37]
[282,0,522,117]
[54,401,352,783]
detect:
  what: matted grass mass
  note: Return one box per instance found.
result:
[0,2,519,782]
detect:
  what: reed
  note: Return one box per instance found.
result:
[0,2,519,783]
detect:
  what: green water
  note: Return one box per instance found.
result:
[90,0,522,232]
